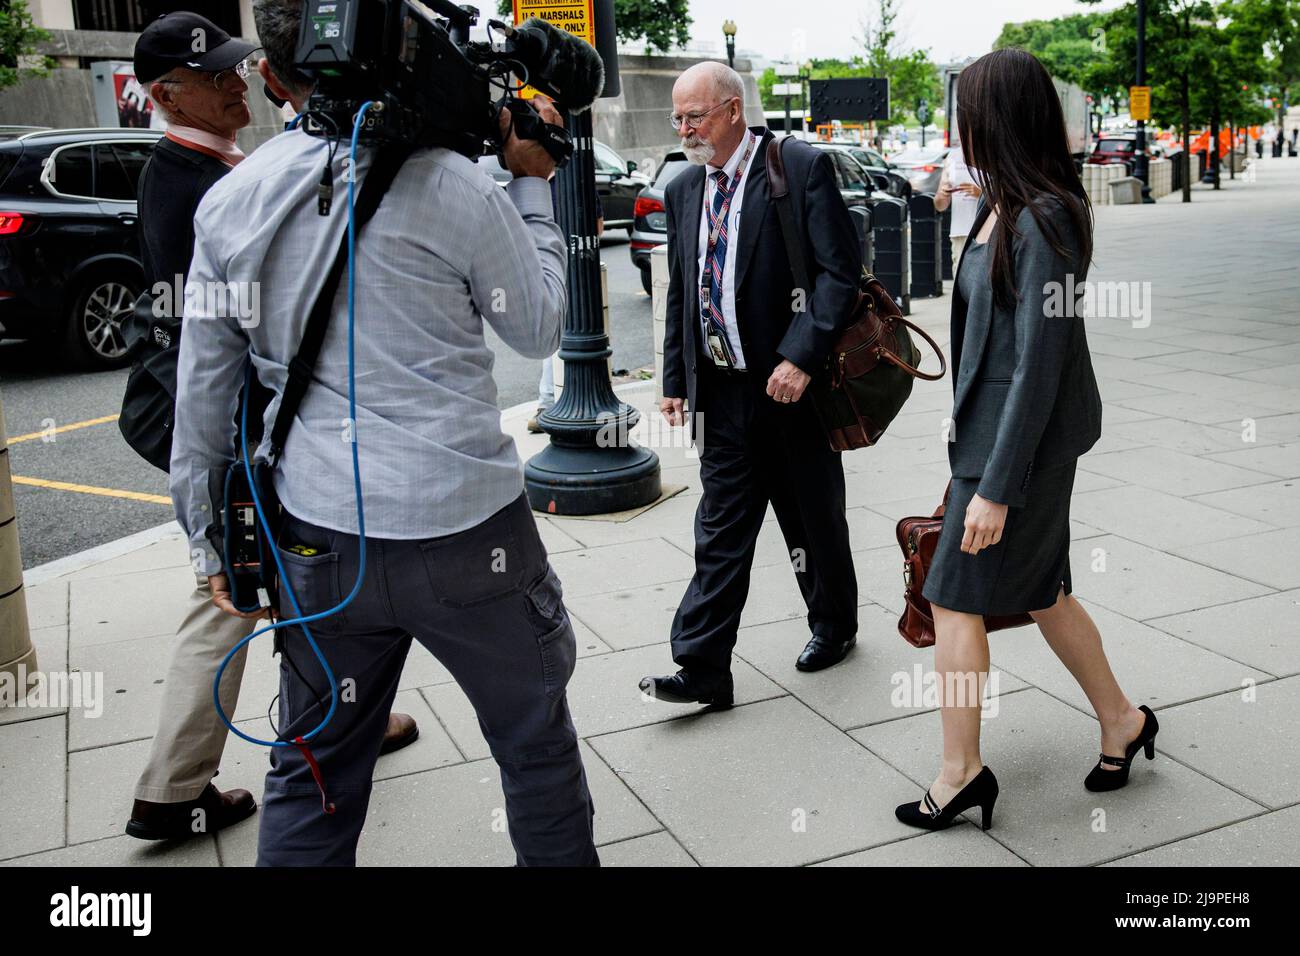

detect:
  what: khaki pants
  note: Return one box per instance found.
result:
[133,577,253,802]
[951,234,968,277]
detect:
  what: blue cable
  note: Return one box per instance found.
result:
[211,102,377,747]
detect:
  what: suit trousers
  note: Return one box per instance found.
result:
[256,492,598,867]
[133,577,253,802]
[670,362,858,673]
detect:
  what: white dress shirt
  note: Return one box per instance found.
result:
[945,151,982,239]
[696,130,756,369]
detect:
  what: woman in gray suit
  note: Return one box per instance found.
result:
[895,49,1159,832]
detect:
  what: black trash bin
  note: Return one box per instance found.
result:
[909,193,943,299]
[848,205,874,277]
[940,205,953,282]
[869,195,910,316]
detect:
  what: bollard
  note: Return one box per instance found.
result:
[869,195,911,315]
[1,393,37,700]
[848,205,872,277]
[908,193,943,298]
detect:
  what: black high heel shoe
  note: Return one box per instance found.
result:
[1085,705,1159,792]
[895,766,999,831]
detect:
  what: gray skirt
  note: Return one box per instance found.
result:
[921,460,1077,616]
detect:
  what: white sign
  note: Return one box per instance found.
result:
[774,62,800,78]
[772,83,801,96]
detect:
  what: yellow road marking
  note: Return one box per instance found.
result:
[7,413,120,445]
[10,475,171,505]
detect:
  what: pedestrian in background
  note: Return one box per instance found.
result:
[933,148,982,275]
[895,48,1157,834]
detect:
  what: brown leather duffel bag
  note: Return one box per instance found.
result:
[895,483,1035,648]
[767,137,947,452]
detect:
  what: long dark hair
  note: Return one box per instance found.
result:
[957,48,1092,307]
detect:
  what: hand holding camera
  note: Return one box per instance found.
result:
[499,94,567,180]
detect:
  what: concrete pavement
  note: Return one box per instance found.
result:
[2,157,1297,867]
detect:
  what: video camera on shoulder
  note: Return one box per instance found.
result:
[293,0,606,166]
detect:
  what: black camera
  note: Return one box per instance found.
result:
[292,0,605,165]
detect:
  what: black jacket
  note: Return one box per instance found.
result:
[137,137,231,290]
[947,197,1103,506]
[661,128,862,438]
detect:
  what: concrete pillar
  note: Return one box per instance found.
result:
[0,393,36,696]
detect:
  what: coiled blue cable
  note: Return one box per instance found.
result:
[211,101,377,747]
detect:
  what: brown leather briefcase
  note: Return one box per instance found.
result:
[895,483,1035,648]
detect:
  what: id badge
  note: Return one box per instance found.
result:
[706,332,734,368]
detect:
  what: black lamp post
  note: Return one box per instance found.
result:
[1134,0,1155,202]
[723,20,737,69]
[523,1,661,516]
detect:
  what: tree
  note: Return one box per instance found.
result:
[0,0,52,89]
[1230,0,1300,125]
[853,0,942,126]
[495,0,691,53]
[993,11,1110,87]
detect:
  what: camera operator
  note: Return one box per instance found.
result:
[169,0,598,866]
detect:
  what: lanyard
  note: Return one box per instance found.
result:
[704,133,756,262]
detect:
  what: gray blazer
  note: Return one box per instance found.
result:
[947,197,1103,507]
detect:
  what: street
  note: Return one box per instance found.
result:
[0,233,654,570]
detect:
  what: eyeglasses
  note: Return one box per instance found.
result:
[669,97,737,131]
[157,59,252,91]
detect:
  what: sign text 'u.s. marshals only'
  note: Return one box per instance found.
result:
[512,0,596,47]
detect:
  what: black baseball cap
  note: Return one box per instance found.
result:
[133,12,259,85]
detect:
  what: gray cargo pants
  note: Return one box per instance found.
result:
[255,492,598,866]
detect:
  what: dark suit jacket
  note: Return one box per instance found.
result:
[661,127,862,438]
[948,197,1103,507]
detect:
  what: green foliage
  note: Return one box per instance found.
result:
[495,0,691,53]
[0,0,53,89]
[993,11,1109,87]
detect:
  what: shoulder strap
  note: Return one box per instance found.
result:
[766,136,813,298]
[269,145,413,461]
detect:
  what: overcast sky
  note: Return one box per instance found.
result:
[680,0,1120,65]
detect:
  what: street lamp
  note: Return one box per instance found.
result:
[722,20,737,69]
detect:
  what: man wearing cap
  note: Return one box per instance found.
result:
[123,11,418,842]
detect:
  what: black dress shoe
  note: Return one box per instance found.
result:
[1085,705,1160,792]
[796,633,857,672]
[126,783,257,840]
[895,766,999,832]
[638,668,733,708]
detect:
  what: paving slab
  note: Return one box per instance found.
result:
[1068,535,1271,620]
[1153,675,1300,809]
[990,599,1270,713]
[596,830,698,867]
[422,641,787,760]
[1172,526,1300,590]
[815,824,1028,867]
[851,689,1261,866]
[732,605,1029,731]
[1144,589,1300,677]
[68,564,199,646]
[0,715,65,860]
[1068,485,1276,550]
[1105,805,1300,866]
[1077,446,1279,497]
[590,696,919,866]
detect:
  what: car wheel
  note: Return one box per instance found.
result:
[64,272,138,370]
[639,264,653,296]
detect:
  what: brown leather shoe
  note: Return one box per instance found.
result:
[125,783,256,841]
[378,711,419,756]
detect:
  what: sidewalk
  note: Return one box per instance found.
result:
[3,159,1298,867]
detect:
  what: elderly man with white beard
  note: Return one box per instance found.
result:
[640,62,865,707]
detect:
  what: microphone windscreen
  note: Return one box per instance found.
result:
[516,17,605,112]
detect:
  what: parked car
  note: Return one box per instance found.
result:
[812,141,910,198]
[890,146,950,194]
[1089,133,1139,169]
[473,138,649,232]
[0,127,162,368]
[628,139,883,296]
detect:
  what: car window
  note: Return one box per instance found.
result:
[52,145,94,197]
[93,144,136,200]
[836,153,868,189]
[110,142,153,196]
[593,141,626,175]
[654,158,690,190]
[1097,139,1135,152]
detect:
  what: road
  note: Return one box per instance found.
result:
[1,233,655,569]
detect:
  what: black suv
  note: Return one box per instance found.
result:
[0,127,162,368]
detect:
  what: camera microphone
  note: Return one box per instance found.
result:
[497,17,605,113]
